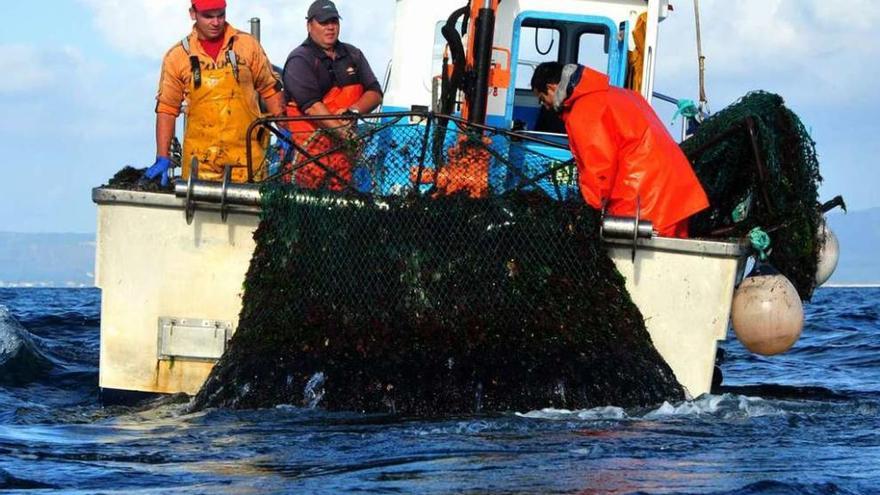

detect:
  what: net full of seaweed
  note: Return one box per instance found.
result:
[191,115,684,414]
[682,91,825,300]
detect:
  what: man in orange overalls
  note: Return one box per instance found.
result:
[144,0,285,185]
[531,62,708,238]
[281,0,383,190]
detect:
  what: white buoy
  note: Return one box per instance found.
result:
[815,221,840,286]
[731,263,804,356]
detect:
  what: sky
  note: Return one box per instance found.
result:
[0,0,877,233]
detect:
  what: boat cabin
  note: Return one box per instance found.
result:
[383,0,669,137]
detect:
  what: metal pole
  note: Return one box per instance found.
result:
[469,1,496,125]
[693,0,707,110]
[250,17,261,42]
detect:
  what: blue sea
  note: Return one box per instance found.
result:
[0,287,878,494]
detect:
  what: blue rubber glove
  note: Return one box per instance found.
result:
[144,156,171,187]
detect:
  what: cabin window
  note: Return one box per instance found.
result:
[515,27,562,90]
[576,30,610,74]
[510,17,619,133]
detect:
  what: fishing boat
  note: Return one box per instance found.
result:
[94,0,755,403]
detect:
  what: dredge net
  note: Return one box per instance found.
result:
[192,113,684,414]
[682,92,824,300]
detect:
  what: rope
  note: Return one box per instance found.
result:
[748,227,771,261]
[671,99,699,124]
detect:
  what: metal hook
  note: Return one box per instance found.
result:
[534,27,555,56]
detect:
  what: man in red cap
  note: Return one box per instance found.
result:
[143,0,285,185]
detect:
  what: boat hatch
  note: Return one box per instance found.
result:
[158,317,234,362]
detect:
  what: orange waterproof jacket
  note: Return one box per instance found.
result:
[561,67,709,237]
[155,24,281,117]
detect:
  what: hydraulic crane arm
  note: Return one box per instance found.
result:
[440,0,501,125]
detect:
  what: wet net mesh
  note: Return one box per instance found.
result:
[682,92,824,300]
[193,114,684,414]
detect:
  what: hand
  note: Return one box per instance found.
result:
[143,156,172,187]
[334,107,359,134]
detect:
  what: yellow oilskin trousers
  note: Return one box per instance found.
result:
[182,61,265,183]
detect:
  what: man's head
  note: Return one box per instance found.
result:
[531,62,564,111]
[190,0,227,41]
[306,0,341,50]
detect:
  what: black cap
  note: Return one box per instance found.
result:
[307,0,341,22]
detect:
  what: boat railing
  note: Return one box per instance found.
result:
[243,111,579,202]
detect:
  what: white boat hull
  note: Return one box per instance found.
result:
[94,188,746,399]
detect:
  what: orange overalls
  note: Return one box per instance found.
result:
[179,37,267,182]
[285,85,364,190]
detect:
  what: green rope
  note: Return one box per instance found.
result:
[749,227,771,261]
[672,99,699,123]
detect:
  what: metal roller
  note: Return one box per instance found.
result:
[175,179,263,207]
[601,216,655,240]
[174,178,390,224]
[601,212,655,263]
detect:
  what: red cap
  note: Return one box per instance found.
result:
[192,0,226,11]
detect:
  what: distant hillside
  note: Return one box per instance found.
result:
[0,207,876,287]
[0,233,94,287]
[825,207,880,285]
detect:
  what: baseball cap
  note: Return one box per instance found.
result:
[307,0,341,22]
[192,0,226,11]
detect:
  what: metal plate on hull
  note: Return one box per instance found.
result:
[158,317,233,362]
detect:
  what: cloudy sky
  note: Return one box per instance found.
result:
[0,0,877,233]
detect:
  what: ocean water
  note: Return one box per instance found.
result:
[0,287,878,494]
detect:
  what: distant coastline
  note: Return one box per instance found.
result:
[821,284,880,289]
[0,282,94,289]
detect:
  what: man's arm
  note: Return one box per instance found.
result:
[349,46,383,114]
[156,112,177,157]
[154,46,186,157]
[247,35,285,115]
[306,101,356,132]
[348,89,382,114]
[264,91,284,117]
[565,99,618,209]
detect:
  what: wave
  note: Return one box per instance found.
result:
[0,469,55,490]
[0,307,53,386]
[700,480,861,495]
[516,394,782,421]
[19,313,101,331]
[517,390,880,423]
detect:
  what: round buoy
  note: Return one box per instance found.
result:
[731,263,804,356]
[815,222,840,286]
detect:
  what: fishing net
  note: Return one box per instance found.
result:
[682,92,823,300]
[264,114,583,200]
[192,115,683,414]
